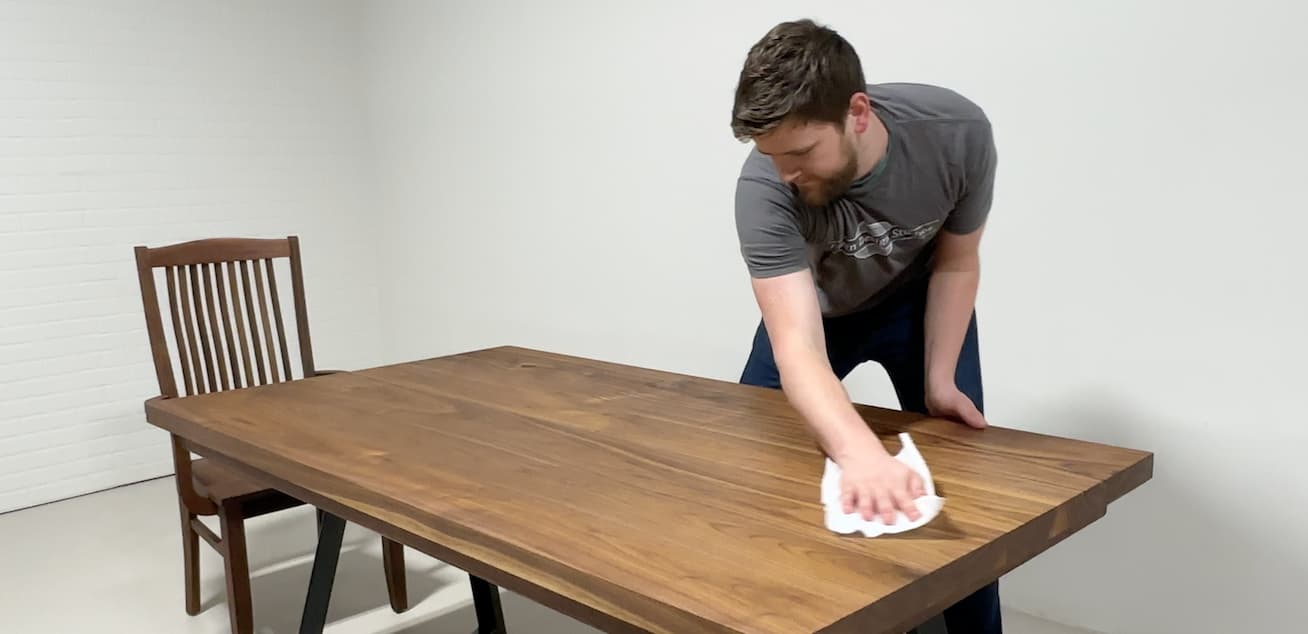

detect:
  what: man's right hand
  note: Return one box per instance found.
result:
[838,450,926,523]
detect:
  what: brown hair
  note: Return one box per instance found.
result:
[731,19,867,141]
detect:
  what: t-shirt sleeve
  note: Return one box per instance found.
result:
[944,120,997,234]
[734,176,810,278]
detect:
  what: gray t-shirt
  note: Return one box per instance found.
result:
[734,82,997,317]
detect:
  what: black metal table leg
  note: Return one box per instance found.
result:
[470,574,506,633]
[299,511,346,634]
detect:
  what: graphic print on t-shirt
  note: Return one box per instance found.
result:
[827,218,942,259]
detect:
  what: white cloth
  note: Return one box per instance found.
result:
[821,432,945,537]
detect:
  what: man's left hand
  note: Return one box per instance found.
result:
[925,383,988,429]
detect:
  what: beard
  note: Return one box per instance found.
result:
[793,140,859,207]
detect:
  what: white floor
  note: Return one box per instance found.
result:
[0,477,1097,633]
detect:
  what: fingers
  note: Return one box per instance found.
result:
[842,463,932,525]
[858,485,875,521]
[908,472,925,498]
[875,491,896,524]
[893,486,921,521]
[963,398,988,429]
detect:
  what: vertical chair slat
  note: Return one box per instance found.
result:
[165,266,195,396]
[252,260,280,383]
[201,263,231,391]
[240,260,268,386]
[265,258,294,381]
[177,265,207,394]
[226,261,255,389]
[213,262,242,389]
[187,265,217,393]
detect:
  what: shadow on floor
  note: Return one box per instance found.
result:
[190,507,458,633]
[204,542,453,633]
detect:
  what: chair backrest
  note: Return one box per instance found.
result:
[134,236,317,399]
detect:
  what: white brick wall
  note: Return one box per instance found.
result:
[0,0,383,513]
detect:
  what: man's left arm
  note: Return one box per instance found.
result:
[923,119,997,429]
[924,225,987,428]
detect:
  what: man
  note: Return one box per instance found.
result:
[730,19,1002,633]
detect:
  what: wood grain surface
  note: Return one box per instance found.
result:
[144,346,1152,634]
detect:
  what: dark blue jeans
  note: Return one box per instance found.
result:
[739,274,1002,634]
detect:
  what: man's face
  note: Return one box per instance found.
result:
[754,118,858,207]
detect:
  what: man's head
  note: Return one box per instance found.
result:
[732,19,874,207]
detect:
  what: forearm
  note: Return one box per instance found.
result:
[774,340,887,460]
[924,265,980,389]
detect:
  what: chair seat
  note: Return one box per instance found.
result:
[191,457,292,505]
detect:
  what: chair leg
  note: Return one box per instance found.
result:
[382,538,408,613]
[219,502,254,634]
[179,505,201,616]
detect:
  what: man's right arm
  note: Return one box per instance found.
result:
[750,269,888,464]
[735,173,925,522]
[734,174,885,465]
[750,270,925,523]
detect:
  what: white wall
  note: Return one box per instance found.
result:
[363,1,1306,633]
[3,0,1303,629]
[0,0,383,513]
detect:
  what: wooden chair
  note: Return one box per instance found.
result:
[132,236,408,634]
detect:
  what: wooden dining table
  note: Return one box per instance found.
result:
[143,345,1153,634]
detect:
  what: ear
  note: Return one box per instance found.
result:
[848,92,872,134]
